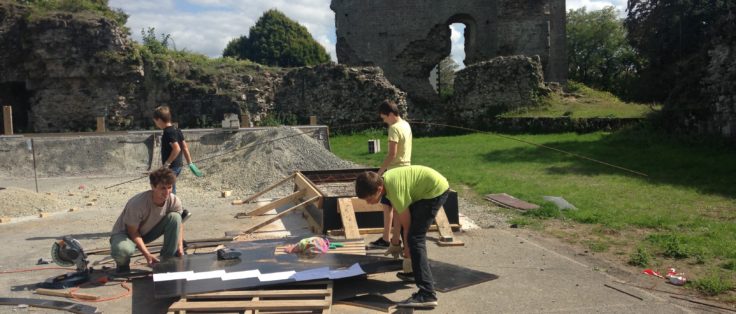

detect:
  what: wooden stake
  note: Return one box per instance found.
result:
[2,106,12,135]
[96,117,105,133]
[35,288,100,301]
[309,115,317,125]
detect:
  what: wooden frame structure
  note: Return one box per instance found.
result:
[233,172,323,235]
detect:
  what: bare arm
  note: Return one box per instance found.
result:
[378,141,398,175]
[181,140,192,164]
[395,209,411,258]
[126,225,159,265]
[177,220,185,256]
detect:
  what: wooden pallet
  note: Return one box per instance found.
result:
[168,281,333,314]
[274,238,366,256]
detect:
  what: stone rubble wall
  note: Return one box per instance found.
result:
[448,55,549,129]
[704,43,736,137]
[274,64,407,130]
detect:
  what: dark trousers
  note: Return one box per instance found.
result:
[408,189,449,296]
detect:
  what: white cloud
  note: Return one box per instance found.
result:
[109,0,627,63]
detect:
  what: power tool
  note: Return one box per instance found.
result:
[39,236,91,289]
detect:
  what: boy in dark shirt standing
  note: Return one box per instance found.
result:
[153,106,193,195]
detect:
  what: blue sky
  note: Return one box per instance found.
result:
[108,0,627,66]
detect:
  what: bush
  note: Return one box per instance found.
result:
[628,246,652,267]
[690,271,734,296]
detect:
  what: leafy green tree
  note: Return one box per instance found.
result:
[222,9,330,67]
[141,27,171,55]
[566,7,640,98]
[625,0,735,105]
[437,57,458,101]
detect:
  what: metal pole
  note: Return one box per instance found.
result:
[30,139,39,193]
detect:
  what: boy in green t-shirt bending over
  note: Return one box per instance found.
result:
[355,166,449,308]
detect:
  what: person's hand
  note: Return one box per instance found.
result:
[144,253,160,266]
[384,243,402,259]
[402,245,410,259]
[177,246,185,257]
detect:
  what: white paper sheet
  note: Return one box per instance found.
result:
[222,269,261,281]
[153,271,194,282]
[258,270,296,282]
[186,270,226,281]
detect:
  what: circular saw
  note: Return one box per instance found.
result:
[40,236,90,289]
[51,237,87,271]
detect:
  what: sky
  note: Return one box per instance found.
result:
[108,0,627,66]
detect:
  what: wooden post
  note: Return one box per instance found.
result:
[96,117,105,133]
[309,115,317,126]
[3,106,12,135]
[241,113,251,128]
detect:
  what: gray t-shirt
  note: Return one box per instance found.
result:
[111,190,182,236]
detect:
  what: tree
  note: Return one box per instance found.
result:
[625,0,735,105]
[437,57,459,100]
[222,9,330,67]
[141,27,171,55]
[566,7,640,98]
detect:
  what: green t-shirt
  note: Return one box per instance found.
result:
[384,165,449,214]
[387,118,412,170]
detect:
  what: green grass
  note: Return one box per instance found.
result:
[330,127,736,294]
[502,81,660,118]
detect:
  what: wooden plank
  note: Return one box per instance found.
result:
[337,198,361,239]
[350,197,388,213]
[242,196,320,234]
[186,289,330,300]
[328,224,461,237]
[434,206,454,242]
[242,173,296,203]
[3,106,12,135]
[168,299,329,311]
[35,288,100,301]
[324,281,333,314]
[294,172,323,208]
[237,190,306,218]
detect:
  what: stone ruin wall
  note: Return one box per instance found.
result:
[331,0,567,116]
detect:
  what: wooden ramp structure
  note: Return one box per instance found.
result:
[233,172,322,235]
[168,281,333,314]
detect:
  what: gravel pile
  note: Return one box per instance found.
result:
[179,126,359,197]
[0,187,66,217]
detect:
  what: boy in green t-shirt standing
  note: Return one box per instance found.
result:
[355,166,449,308]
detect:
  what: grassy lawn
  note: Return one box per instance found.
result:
[502,81,660,118]
[330,127,736,297]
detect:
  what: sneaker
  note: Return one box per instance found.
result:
[181,209,191,223]
[396,271,415,282]
[397,291,438,308]
[115,265,130,273]
[369,237,390,248]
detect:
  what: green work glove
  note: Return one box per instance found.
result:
[329,242,344,249]
[188,163,203,177]
[384,243,402,259]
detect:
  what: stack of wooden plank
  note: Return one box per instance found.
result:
[168,281,333,314]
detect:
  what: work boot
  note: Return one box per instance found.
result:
[369,237,390,248]
[396,272,415,283]
[397,291,438,308]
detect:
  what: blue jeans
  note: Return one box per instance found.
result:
[408,189,449,297]
[170,166,182,194]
